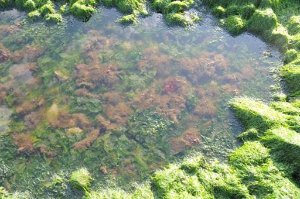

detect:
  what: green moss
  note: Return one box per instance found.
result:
[101,0,113,7]
[23,0,36,11]
[180,156,205,173]
[273,93,287,102]
[28,10,41,21]
[287,16,300,35]
[59,4,68,14]
[212,6,226,18]
[285,49,298,63]
[0,0,14,7]
[225,4,255,19]
[280,58,300,94]
[70,1,95,20]
[118,14,137,24]
[165,13,190,26]
[85,190,131,199]
[69,168,93,191]
[240,4,255,19]
[290,34,300,50]
[267,25,289,51]
[261,127,300,182]
[166,1,188,13]
[115,0,144,14]
[45,13,63,23]
[221,15,246,35]
[236,128,259,141]
[152,0,169,12]
[271,101,300,116]
[198,162,251,198]
[230,141,269,168]
[229,141,300,198]
[151,164,211,198]
[247,9,278,35]
[230,97,286,131]
[39,1,55,16]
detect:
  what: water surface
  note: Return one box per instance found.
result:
[0,7,282,195]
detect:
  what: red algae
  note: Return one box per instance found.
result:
[73,129,100,150]
[169,128,202,154]
[12,45,43,63]
[105,102,132,126]
[73,63,120,89]
[132,77,191,124]
[0,43,10,63]
[12,133,35,153]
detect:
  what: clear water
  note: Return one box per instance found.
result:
[0,7,282,195]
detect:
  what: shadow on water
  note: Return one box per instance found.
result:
[0,6,283,195]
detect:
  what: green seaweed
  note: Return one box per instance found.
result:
[69,168,93,191]
[247,8,278,35]
[221,15,246,35]
[229,97,286,131]
[280,58,300,94]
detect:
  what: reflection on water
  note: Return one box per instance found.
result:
[0,8,282,195]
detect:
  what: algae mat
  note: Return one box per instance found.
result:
[0,7,282,196]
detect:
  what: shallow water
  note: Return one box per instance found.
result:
[0,7,282,195]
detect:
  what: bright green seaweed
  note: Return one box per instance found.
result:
[0,0,200,25]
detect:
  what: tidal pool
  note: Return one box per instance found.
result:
[0,7,282,196]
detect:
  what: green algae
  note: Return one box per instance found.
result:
[0,0,199,25]
[0,1,296,198]
[287,16,300,35]
[221,15,246,35]
[280,58,300,94]
[70,168,93,191]
[229,97,286,131]
[247,8,278,34]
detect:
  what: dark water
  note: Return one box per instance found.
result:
[0,7,282,195]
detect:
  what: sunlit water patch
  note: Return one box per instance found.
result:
[0,7,282,196]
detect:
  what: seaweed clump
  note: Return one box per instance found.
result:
[58,148,300,198]
[0,0,200,25]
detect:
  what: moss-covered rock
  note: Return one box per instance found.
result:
[151,164,212,198]
[247,8,278,35]
[114,0,145,14]
[45,13,63,23]
[69,168,93,191]
[236,128,259,141]
[267,25,289,51]
[165,12,199,26]
[271,101,300,116]
[285,49,298,63]
[261,127,300,182]
[229,141,269,168]
[280,58,300,94]
[230,97,286,131]
[287,16,300,36]
[273,93,287,102]
[84,184,154,199]
[39,1,55,16]
[70,1,95,20]
[229,141,300,198]
[221,15,246,35]
[212,5,226,17]
[166,1,188,13]
[28,10,41,21]
[118,14,137,24]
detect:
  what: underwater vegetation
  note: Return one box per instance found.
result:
[0,1,297,198]
[0,0,200,25]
